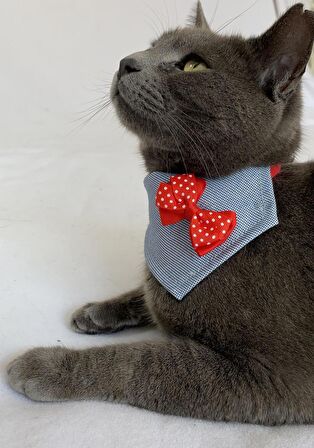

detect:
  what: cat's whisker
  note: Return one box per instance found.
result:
[177,110,220,177]
[164,115,202,173]
[210,0,220,26]
[143,2,166,37]
[76,96,111,113]
[158,114,188,174]
[212,0,260,37]
[74,100,112,122]
[144,18,161,40]
[168,113,212,176]
[173,0,178,26]
[167,114,211,178]
[179,107,221,127]
[84,76,115,92]
[70,99,113,133]
[68,108,113,135]
[154,116,172,173]
[162,0,172,31]
[176,116,213,178]
[89,84,114,94]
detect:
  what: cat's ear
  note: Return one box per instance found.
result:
[254,4,314,102]
[190,1,210,30]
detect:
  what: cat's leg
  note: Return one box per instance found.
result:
[7,341,311,424]
[71,287,153,334]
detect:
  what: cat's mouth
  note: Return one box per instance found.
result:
[116,79,166,113]
[111,71,173,136]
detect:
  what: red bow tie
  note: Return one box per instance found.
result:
[156,174,237,256]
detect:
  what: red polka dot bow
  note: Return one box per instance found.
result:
[156,174,237,256]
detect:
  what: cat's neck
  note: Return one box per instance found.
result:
[139,136,298,178]
[139,143,215,177]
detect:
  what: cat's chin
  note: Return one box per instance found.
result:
[111,76,173,141]
[112,92,164,143]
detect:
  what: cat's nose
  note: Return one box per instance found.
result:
[118,57,142,79]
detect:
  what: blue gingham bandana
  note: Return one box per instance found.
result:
[144,166,279,300]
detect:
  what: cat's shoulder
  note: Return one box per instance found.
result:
[274,162,313,199]
[274,162,313,231]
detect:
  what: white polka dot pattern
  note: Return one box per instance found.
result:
[155,174,237,256]
[144,167,279,300]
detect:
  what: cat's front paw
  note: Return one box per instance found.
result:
[71,303,103,334]
[71,301,124,334]
[7,347,78,401]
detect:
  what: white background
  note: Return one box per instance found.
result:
[1,1,313,447]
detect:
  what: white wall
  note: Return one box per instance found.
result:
[0,0,280,151]
[0,0,312,157]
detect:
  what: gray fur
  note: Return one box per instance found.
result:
[71,287,151,334]
[7,3,314,425]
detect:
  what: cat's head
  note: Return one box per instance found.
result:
[112,2,314,176]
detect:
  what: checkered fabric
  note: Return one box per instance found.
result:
[144,166,279,300]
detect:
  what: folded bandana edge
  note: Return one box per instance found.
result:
[144,166,279,300]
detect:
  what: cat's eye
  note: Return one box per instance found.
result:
[183,59,208,72]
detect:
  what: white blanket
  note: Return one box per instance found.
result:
[1,134,313,448]
[1,0,313,443]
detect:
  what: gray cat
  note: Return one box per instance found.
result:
[7,2,314,425]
